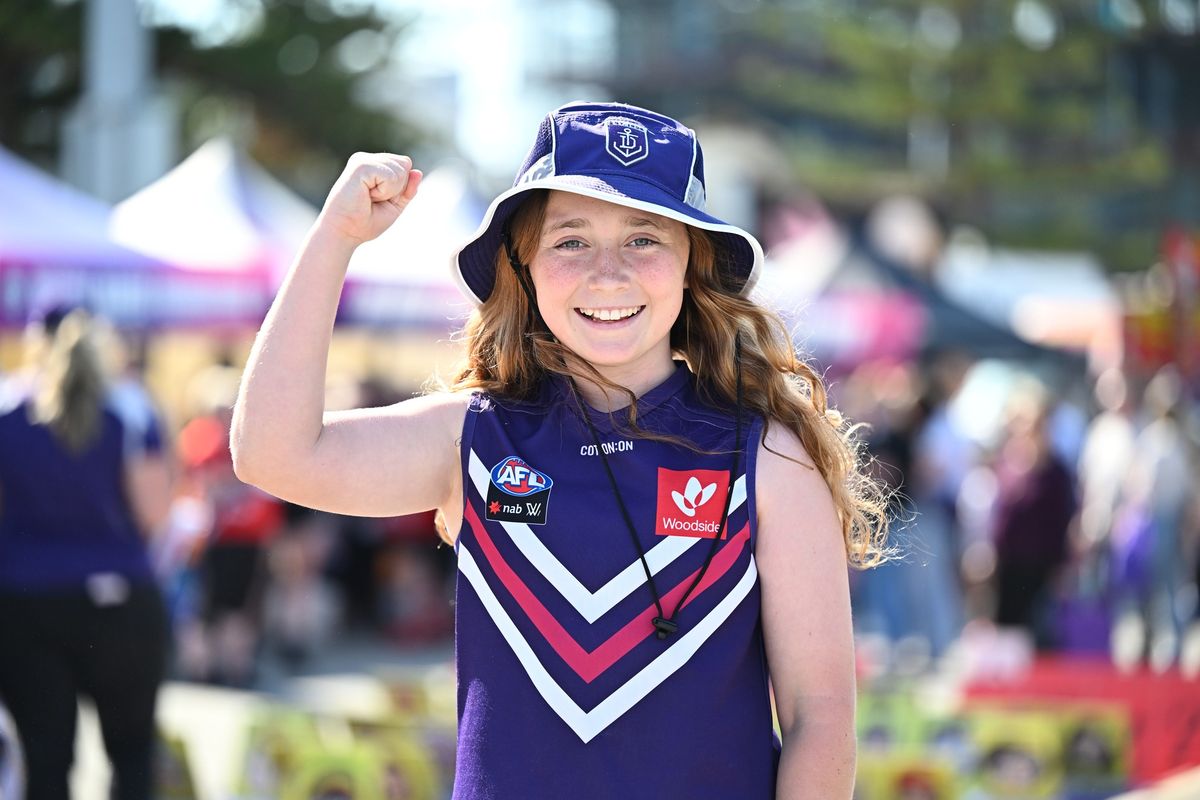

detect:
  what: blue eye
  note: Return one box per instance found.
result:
[630,237,656,247]
[555,239,585,250]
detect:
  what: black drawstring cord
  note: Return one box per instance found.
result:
[579,399,673,631]
[502,228,544,336]
[669,335,743,621]
[500,224,745,640]
[579,339,743,639]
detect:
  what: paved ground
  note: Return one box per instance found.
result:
[72,632,454,800]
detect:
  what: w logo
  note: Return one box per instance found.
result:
[671,476,718,517]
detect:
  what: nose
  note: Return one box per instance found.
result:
[587,244,629,289]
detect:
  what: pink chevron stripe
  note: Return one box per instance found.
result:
[463,501,749,684]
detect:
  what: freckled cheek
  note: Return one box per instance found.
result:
[636,259,688,293]
[530,260,587,298]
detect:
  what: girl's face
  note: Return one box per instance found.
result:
[529,191,690,395]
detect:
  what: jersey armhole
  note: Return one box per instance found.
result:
[454,391,489,555]
[745,415,766,556]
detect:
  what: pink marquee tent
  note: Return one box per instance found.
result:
[0,145,266,329]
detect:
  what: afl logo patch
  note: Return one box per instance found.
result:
[487,456,553,525]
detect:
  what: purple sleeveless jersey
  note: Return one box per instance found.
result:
[453,363,779,799]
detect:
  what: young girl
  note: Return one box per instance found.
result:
[233,101,889,799]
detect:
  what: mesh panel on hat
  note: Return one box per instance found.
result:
[514,114,555,184]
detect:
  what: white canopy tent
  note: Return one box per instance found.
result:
[339,162,481,329]
[936,232,1122,365]
[110,137,318,282]
[112,140,480,331]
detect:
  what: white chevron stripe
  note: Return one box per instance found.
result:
[457,542,759,743]
[468,450,747,623]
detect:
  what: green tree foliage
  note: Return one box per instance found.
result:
[0,0,418,192]
[155,0,420,178]
[612,0,1196,270]
[739,0,1178,269]
[0,1,84,164]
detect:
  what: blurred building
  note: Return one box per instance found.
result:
[62,0,177,202]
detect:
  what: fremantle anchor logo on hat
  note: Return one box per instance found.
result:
[605,118,649,167]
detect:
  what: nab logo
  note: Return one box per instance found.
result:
[605,118,649,167]
[487,456,553,525]
[656,467,730,539]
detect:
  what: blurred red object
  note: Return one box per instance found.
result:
[965,656,1200,785]
[178,415,230,470]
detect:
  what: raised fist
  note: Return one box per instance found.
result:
[318,152,423,245]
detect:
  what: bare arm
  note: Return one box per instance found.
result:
[756,425,857,799]
[125,453,173,536]
[232,154,464,523]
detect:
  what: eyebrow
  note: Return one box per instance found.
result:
[543,215,666,234]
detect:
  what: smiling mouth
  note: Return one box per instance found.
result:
[575,306,644,322]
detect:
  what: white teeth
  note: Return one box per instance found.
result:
[578,306,641,321]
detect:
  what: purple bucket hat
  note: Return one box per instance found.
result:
[450,101,764,304]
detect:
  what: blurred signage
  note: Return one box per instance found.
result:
[802,290,927,367]
[1123,227,1200,381]
[0,261,271,330]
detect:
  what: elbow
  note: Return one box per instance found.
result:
[228,398,266,487]
[229,432,262,488]
[228,401,321,496]
[228,416,265,488]
[228,423,306,497]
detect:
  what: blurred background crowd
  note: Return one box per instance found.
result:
[1,0,1198,798]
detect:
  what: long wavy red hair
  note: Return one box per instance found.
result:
[447,190,891,567]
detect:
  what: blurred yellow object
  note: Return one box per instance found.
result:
[855,753,958,800]
[969,707,1064,798]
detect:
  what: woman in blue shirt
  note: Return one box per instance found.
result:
[0,307,172,800]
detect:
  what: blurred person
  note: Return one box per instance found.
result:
[845,362,963,661]
[176,401,285,687]
[989,384,1077,647]
[374,510,455,644]
[1071,366,1137,649]
[912,350,976,531]
[1117,366,1196,667]
[0,307,171,800]
[232,102,895,797]
[261,504,342,671]
[1042,367,1138,655]
[1077,368,1137,555]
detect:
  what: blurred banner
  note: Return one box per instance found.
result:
[1123,227,1200,385]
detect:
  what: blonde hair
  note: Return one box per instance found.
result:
[449,190,892,567]
[31,309,108,454]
